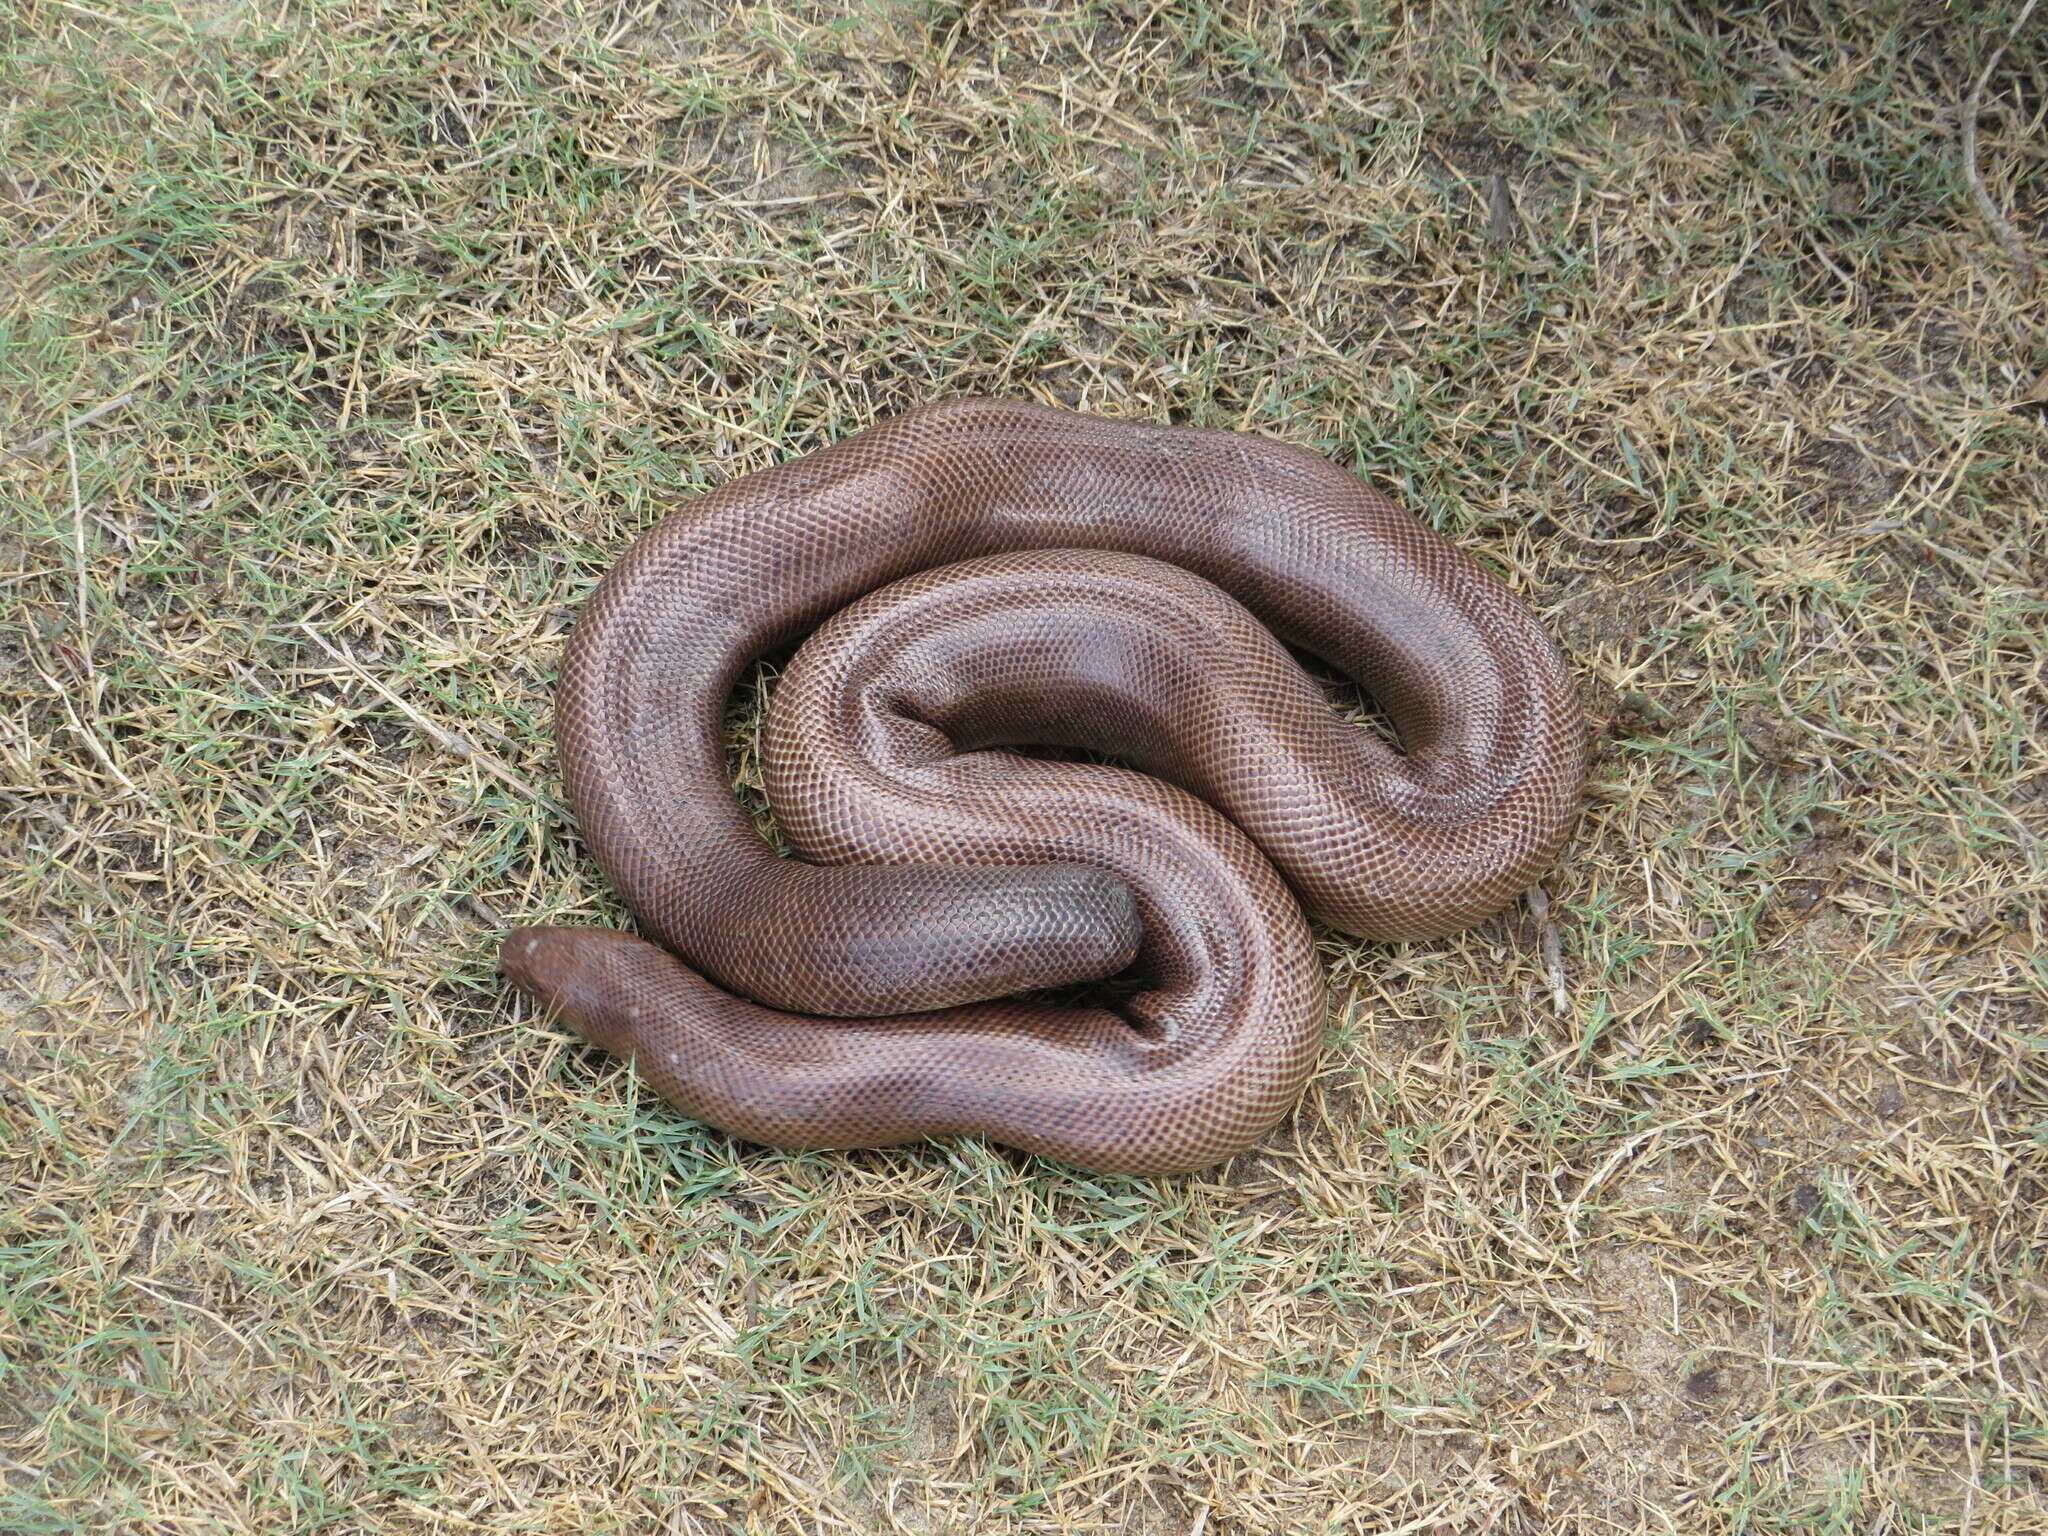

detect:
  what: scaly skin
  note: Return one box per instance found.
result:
[500,398,1585,1174]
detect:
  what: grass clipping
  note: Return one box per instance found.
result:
[3,1,2045,1532]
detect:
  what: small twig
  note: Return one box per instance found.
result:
[1772,681,1918,775]
[65,423,91,672]
[4,389,136,461]
[294,622,569,823]
[0,785,80,836]
[1525,882,1569,1016]
[1961,0,2041,282]
[1484,171,1517,248]
[1803,228,1856,297]
[1564,1105,1725,1221]
[33,661,139,793]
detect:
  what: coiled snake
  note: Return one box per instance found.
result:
[500,398,1584,1174]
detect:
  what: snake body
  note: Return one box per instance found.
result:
[500,398,1585,1174]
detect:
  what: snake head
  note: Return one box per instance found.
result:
[499,927,647,1049]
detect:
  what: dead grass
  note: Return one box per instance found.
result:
[3,0,2046,1531]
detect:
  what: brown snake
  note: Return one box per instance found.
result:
[500,397,1586,1174]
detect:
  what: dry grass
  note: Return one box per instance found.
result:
[4,0,2046,1531]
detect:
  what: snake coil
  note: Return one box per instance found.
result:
[501,398,1584,1174]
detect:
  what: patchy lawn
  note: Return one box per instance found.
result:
[3,0,2044,1531]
